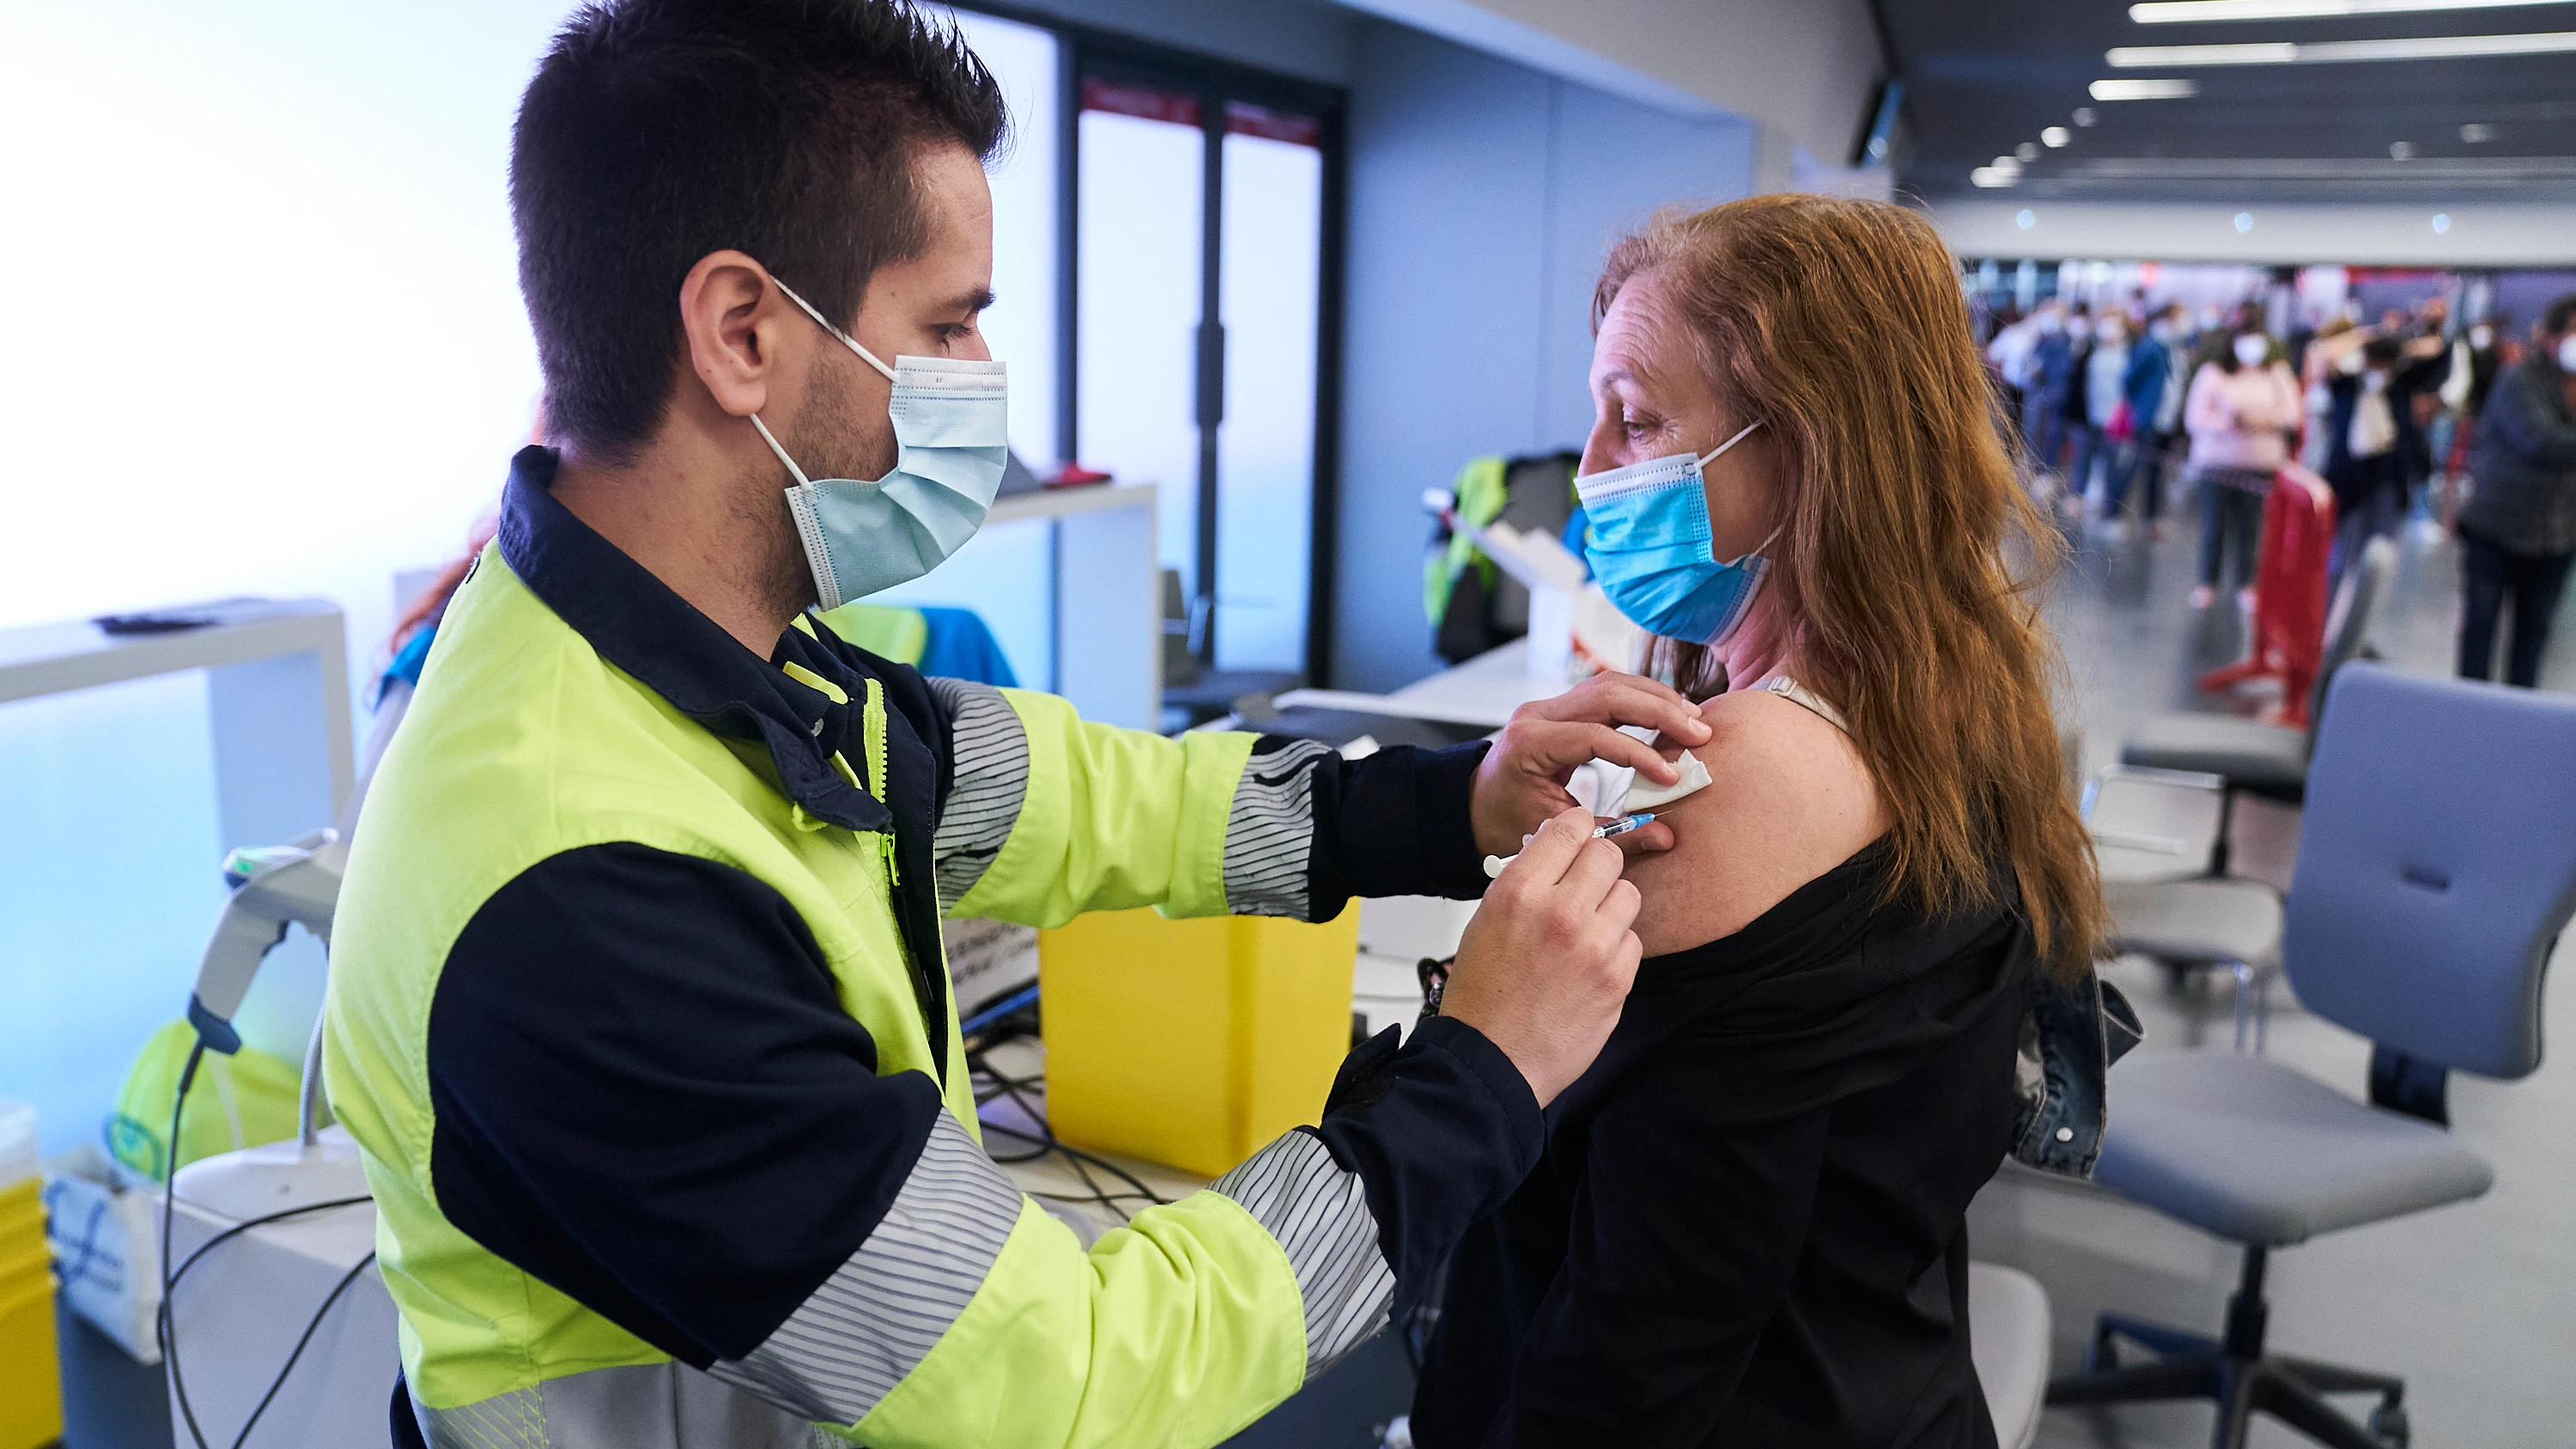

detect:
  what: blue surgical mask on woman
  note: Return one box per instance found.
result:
[1577,418,1781,646]
[750,276,1009,610]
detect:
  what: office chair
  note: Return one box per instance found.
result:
[1969,1262,2050,1449]
[2048,664,2576,1448]
[2099,872,2281,1051]
[2119,537,2397,874]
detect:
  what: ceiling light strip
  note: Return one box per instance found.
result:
[2132,0,2570,23]
[2090,77,2202,98]
[2110,30,2576,64]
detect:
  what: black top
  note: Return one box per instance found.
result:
[1412,841,2036,1449]
[411,448,1534,1368]
[2463,357,2576,558]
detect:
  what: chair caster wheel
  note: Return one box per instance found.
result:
[2367,1402,2409,1447]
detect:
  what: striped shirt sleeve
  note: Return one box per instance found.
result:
[927,678,1030,913]
[1210,1129,1396,1379]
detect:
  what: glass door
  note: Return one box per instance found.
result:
[1070,55,1339,688]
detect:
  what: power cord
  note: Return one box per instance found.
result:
[158,1040,379,1449]
[965,1048,1170,1223]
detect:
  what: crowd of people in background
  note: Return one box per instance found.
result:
[1978,285,2576,690]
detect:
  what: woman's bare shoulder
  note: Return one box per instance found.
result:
[1620,688,1886,957]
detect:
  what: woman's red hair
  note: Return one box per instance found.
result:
[1601,194,2105,979]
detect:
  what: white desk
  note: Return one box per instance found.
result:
[2,601,354,1065]
[986,482,1160,732]
[0,600,354,852]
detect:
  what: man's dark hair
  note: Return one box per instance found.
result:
[2543,293,2576,341]
[513,0,1006,460]
[2361,335,2404,369]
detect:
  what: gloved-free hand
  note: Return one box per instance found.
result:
[1470,672,1709,860]
[1442,808,1644,1107]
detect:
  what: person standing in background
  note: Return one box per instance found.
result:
[2068,310,2132,524]
[2184,323,2303,610]
[2024,301,2075,489]
[1987,304,2037,445]
[2456,294,2576,688]
[2323,336,2409,592]
[2093,310,2180,542]
[2134,304,2195,541]
[2050,306,2097,515]
[2388,300,2454,528]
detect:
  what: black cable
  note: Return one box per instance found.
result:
[223,1250,379,1449]
[161,1041,215,1449]
[966,1049,1170,1222]
[158,1037,377,1449]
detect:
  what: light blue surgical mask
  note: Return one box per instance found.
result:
[1577,418,1780,647]
[750,277,1008,610]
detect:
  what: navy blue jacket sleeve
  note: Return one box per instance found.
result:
[424,842,945,1368]
[1315,1016,1546,1322]
[1302,738,1493,914]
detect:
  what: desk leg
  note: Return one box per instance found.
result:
[206,641,353,1062]
[1054,502,1160,732]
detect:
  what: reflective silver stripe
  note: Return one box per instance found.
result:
[1210,1129,1395,1380]
[416,1361,829,1449]
[1224,738,1334,919]
[708,1109,1024,1426]
[927,678,1030,912]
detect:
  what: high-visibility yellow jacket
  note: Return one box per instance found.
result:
[325,450,1540,1448]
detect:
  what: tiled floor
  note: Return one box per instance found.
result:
[2006,498,2576,1448]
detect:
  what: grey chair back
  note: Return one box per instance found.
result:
[2283,664,2576,1078]
[2302,537,2398,741]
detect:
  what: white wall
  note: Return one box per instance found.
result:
[1332,19,1756,692]
[1337,0,1882,192]
[1931,199,2576,269]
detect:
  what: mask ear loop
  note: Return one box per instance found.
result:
[1697,417,1766,468]
[1699,418,1781,561]
[749,415,811,488]
[769,276,900,383]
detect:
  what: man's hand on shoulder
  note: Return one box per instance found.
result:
[1470,672,1710,858]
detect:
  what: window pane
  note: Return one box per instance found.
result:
[947,9,1057,469]
[1076,99,1206,603]
[1213,120,1321,673]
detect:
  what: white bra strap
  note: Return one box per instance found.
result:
[1761,676,1849,733]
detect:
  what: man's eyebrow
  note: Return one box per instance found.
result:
[948,287,996,315]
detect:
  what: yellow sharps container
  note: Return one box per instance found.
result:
[0,1100,60,1449]
[1038,904,1360,1178]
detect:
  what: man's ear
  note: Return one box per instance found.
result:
[677,250,789,421]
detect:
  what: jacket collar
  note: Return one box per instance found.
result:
[495,446,892,834]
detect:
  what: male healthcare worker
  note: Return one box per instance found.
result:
[323,3,1710,1446]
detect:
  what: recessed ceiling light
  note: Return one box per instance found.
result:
[2433,213,2452,232]
[2235,212,2255,232]
[2091,78,2201,100]
[2461,122,2497,142]
[2042,126,2073,148]
[2391,140,2416,159]
[2110,32,2576,66]
[2131,0,2567,22]
[2017,209,2038,229]
[1972,167,2020,188]
[2017,142,2041,161]
[2074,107,2100,126]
